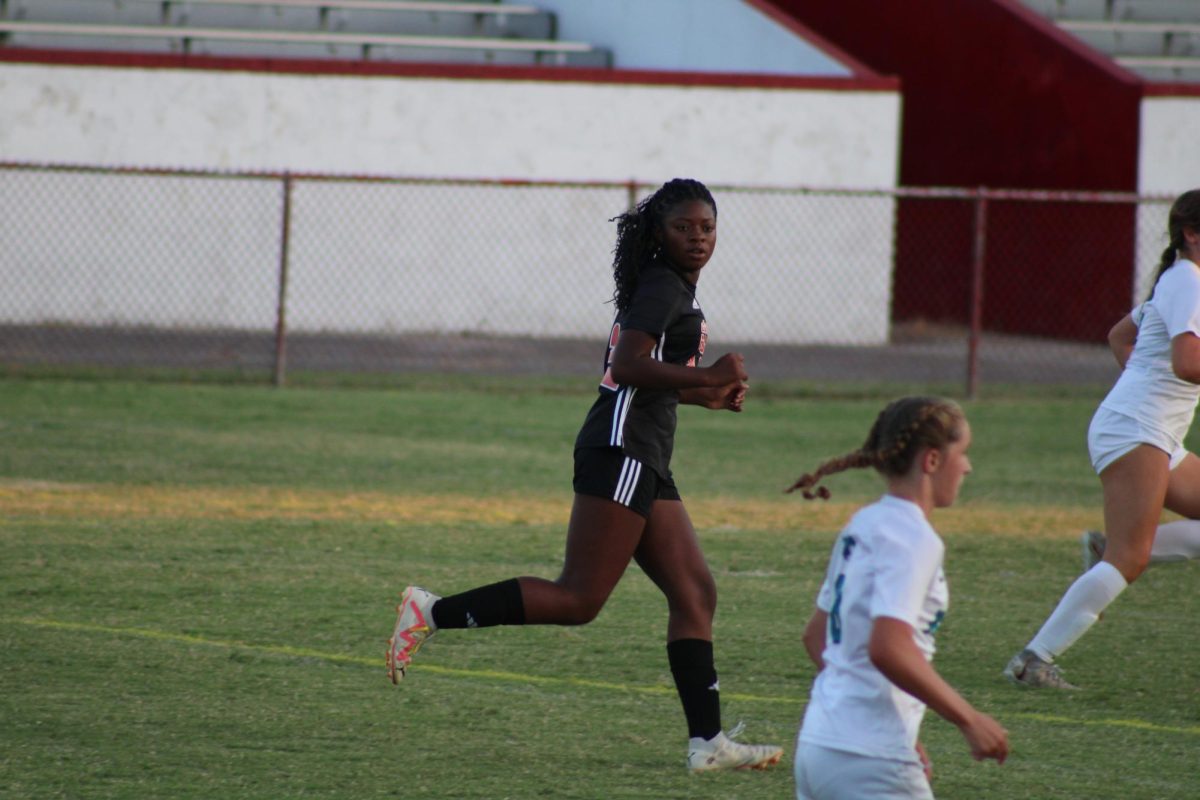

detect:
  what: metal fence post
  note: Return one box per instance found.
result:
[966,187,988,400]
[626,179,638,211]
[272,173,294,388]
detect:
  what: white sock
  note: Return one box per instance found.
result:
[1151,520,1200,563]
[1027,561,1128,661]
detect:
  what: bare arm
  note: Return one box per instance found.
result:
[802,609,828,670]
[1108,314,1137,368]
[679,383,746,411]
[1171,332,1200,383]
[868,617,1008,764]
[609,329,747,391]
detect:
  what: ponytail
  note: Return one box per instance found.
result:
[1149,189,1200,297]
[1150,244,1181,296]
[786,397,966,501]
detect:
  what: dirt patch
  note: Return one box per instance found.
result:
[0,480,1101,538]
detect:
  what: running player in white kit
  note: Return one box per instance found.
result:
[788,397,1008,799]
[1005,189,1200,689]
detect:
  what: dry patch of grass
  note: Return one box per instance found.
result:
[0,479,1105,539]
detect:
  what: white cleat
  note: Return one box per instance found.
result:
[386,586,440,684]
[1003,648,1079,690]
[687,730,783,773]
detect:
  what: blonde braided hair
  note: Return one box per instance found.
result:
[787,396,966,500]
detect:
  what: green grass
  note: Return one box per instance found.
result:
[1,378,1198,799]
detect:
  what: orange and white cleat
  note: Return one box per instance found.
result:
[386,586,440,684]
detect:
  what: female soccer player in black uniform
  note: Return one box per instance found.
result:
[386,178,782,772]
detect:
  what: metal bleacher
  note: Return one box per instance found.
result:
[1021,0,1200,81]
[0,0,611,67]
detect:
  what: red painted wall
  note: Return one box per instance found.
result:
[765,0,1144,341]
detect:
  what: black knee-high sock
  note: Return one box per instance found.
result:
[430,578,526,629]
[667,638,721,741]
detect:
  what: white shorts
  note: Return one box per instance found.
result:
[794,742,933,800]
[1087,406,1187,475]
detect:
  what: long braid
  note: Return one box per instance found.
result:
[609,178,717,314]
[786,397,965,500]
[1149,189,1200,298]
[788,407,889,500]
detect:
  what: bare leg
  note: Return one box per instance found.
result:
[635,499,721,740]
[1163,452,1200,518]
[395,495,646,682]
[1147,453,1200,562]
[634,499,782,765]
[518,494,647,625]
[1100,445,1170,582]
[633,499,717,641]
[1025,445,1167,661]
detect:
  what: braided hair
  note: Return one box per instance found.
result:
[787,396,966,500]
[609,178,717,314]
[1149,189,1200,296]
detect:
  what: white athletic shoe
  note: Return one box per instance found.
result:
[1082,530,1107,572]
[687,729,783,772]
[1003,648,1079,690]
[386,586,440,684]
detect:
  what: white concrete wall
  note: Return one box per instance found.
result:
[1138,97,1200,196]
[1134,95,1200,301]
[0,63,896,185]
[0,62,901,344]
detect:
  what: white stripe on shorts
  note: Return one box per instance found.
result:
[610,386,636,447]
[614,456,642,506]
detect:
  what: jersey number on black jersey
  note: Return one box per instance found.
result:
[599,319,708,390]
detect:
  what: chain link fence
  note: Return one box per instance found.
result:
[0,162,1177,396]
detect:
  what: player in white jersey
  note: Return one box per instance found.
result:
[788,397,1008,800]
[1005,189,1200,689]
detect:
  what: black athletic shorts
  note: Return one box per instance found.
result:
[572,446,680,519]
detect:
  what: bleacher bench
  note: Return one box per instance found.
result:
[0,19,611,66]
[2,0,555,38]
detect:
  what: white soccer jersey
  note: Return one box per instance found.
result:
[1102,259,1200,444]
[798,494,948,763]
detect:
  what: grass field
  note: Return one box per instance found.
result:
[2,378,1199,799]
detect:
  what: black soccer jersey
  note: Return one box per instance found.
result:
[574,260,708,479]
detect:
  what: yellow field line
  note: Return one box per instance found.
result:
[4,617,774,704]
[0,480,1104,537]
[8,617,1200,737]
[1011,711,1200,736]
